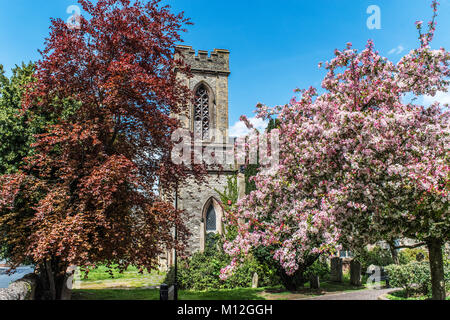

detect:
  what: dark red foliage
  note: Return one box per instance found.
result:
[1,0,199,274]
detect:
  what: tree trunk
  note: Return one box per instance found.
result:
[427,238,446,300]
[388,240,399,265]
[45,260,56,300]
[37,259,69,300]
[277,255,320,291]
[279,269,306,291]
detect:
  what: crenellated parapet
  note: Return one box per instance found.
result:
[175,45,230,75]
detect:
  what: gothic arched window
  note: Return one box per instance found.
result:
[194,85,210,140]
[205,204,216,233]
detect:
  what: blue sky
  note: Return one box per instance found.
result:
[1,0,449,136]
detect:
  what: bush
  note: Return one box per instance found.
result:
[399,248,429,264]
[305,258,330,281]
[164,233,279,290]
[385,262,430,297]
[383,260,450,298]
[357,246,394,273]
[445,259,450,293]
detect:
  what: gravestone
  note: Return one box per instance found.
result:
[168,285,175,300]
[309,274,320,289]
[350,260,362,286]
[330,257,343,282]
[252,273,259,288]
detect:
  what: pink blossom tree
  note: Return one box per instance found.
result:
[222,0,449,299]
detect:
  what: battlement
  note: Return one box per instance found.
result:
[175,45,230,75]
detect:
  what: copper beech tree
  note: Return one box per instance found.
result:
[0,0,200,299]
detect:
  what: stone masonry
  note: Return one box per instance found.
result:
[175,46,230,140]
[160,47,238,268]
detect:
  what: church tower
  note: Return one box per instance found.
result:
[175,45,230,141]
[167,46,239,256]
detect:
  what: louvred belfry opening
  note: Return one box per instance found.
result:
[194,85,210,140]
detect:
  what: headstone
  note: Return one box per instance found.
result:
[252,272,259,288]
[168,285,175,300]
[309,274,320,289]
[330,257,343,282]
[350,260,362,286]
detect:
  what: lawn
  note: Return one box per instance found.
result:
[77,264,165,281]
[72,287,267,300]
[72,280,369,300]
[73,265,165,289]
[386,290,450,301]
[72,284,365,301]
[72,264,380,300]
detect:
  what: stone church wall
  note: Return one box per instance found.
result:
[179,170,236,254]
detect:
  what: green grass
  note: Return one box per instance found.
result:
[320,280,359,291]
[72,266,378,300]
[72,289,161,300]
[179,288,266,300]
[386,290,450,301]
[73,264,165,290]
[72,281,368,301]
[78,265,163,281]
[72,288,267,300]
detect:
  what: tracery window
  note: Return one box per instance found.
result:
[194,85,210,140]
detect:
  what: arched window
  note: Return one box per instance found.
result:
[205,204,216,233]
[194,85,210,140]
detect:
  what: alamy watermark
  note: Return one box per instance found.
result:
[367,5,381,30]
[171,128,280,172]
[66,5,81,30]
[366,265,384,289]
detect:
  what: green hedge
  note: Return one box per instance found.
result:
[385,261,450,298]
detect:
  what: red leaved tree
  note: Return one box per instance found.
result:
[0,0,198,299]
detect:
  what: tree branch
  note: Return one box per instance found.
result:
[394,242,426,250]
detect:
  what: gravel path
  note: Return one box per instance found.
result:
[299,288,397,300]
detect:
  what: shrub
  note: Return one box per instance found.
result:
[224,254,278,289]
[399,248,429,264]
[445,259,450,293]
[164,233,279,290]
[305,258,330,281]
[385,262,431,297]
[444,245,450,260]
[357,246,394,273]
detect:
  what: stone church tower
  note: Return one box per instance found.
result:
[160,46,244,268]
[175,45,230,141]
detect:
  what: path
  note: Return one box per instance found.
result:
[299,288,396,300]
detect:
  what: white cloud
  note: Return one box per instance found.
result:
[423,91,450,106]
[388,45,405,55]
[229,116,268,138]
